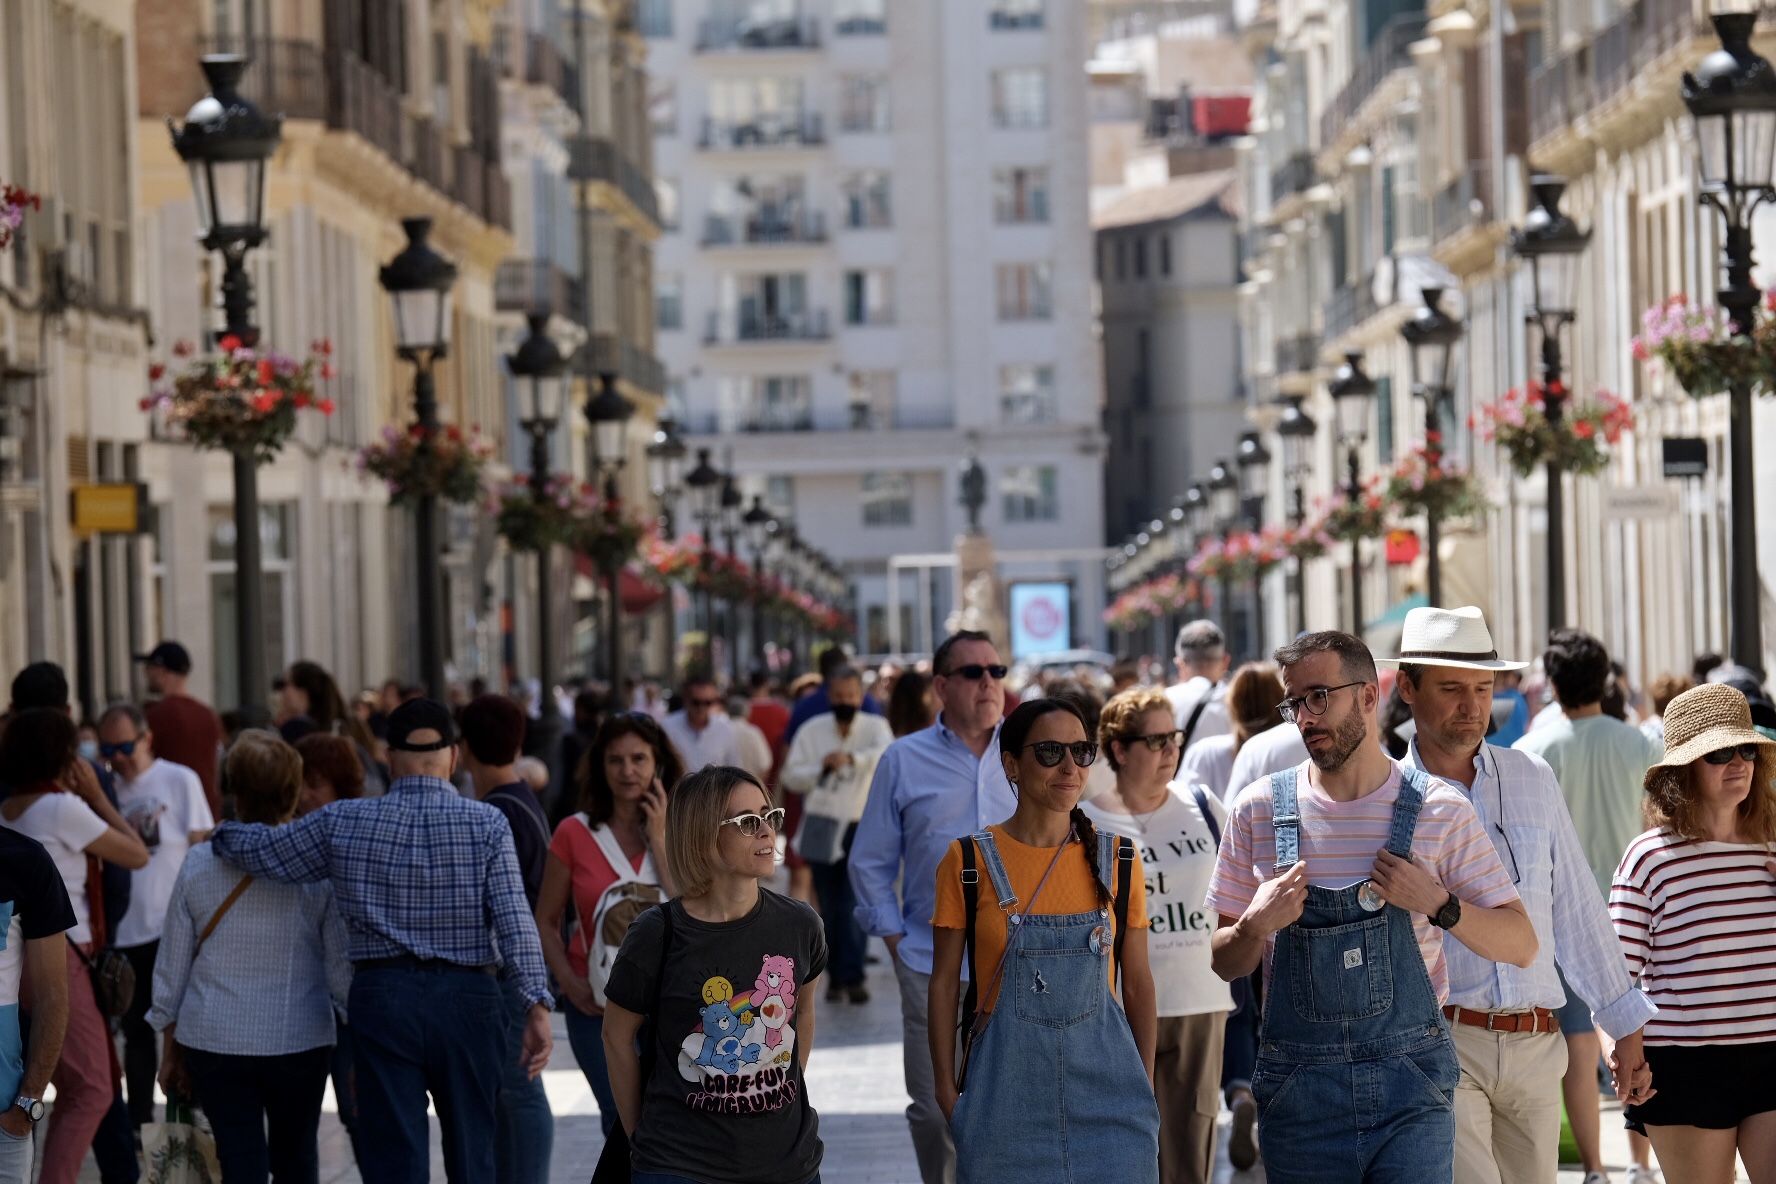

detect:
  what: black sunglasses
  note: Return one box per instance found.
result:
[1122,730,1185,753]
[1702,742,1761,765]
[99,739,139,759]
[1013,740,1099,768]
[946,664,1008,681]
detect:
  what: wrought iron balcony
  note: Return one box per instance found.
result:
[495,259,584,322]
[1529,0,1705,145]
[1431,160,1494,244]
[701,211,828,247]
[1320,14,1426,150]
[1274,332,1321,377]
[569,136,661,226]
[1324,274,1380,340]
[1269,151,1316,205]
[697,114,826,151]
[704,309,833,345]
[696,15,821,51]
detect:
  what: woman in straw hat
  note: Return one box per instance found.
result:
[1610,682,1776,1181]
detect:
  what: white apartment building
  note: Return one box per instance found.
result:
[643,0,1107,657]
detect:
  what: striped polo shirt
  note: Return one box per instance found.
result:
[1610,829,1776,1046]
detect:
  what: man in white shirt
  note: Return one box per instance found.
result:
[1222,719,1310,807]
[1164,620,1231,749]
[96,702,213,1130]
[726,694,776,782]
[661,674,744,770]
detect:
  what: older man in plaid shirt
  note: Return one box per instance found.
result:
[210,698,552,1182]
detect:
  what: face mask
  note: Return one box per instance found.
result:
[831,704,859,724]
[78,740,99,763]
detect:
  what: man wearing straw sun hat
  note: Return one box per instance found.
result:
[1385,606,1657,1184]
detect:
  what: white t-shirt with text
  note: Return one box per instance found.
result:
[115,759,214,949]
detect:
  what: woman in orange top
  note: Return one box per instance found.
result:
[928,698,1159,1183]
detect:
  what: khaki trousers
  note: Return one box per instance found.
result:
[1451,1022,1569,1184]
[1154,1012,1225,1184]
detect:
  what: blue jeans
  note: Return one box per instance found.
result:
[0,1123,29,1184]
[92,1092,139,1184]
[350,965,506,1183]
[634,1174,822,1184]
[564,1001,619,1136]
[184,1045,330,1184]
[496,977,553,1184]
[808,854,865,988]
[1221,971,1260,1097]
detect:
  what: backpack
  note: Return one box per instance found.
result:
[576,814,666,1007]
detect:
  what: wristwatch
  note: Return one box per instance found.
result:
[1428,893,1462,931]
[12,1095,44,1123]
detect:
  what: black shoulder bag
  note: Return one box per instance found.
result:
[590,900,677,1184]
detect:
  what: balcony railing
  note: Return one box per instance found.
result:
[1269,151,1316,205]
[1325,273,1380,339]
[684,405,955,434]
[1529,0,1706,145]
[491,28,580,108]
[569,136,661,226]
[704,309,832,344]
[701,211,828,246]
[697,114,826,151]
[1431,160,1494,244]
[1320,14,1426,149]
[834,15,887,35]
[696,16,821,51]
[1274,332,1321,377]
[495,259,584,321]
[583,334,667,397]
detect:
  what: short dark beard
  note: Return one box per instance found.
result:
[1307,707,1370,772]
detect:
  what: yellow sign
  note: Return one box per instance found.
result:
[71,483,143,535]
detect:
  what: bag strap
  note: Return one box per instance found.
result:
[638,902,676,1085]
[196,876,254,956]
[1180,689,1214,749]
[584,816,653,886]
[958,836,981,1051]
[1189,784,1222,850]
[1111,836,1135,981]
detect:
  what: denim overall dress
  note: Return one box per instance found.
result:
[1252,766,1460,1184]
[950,830,1161,1184]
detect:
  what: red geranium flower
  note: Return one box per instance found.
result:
[148,363,166,381]
[219,334,243,353]
[317,398,336,416]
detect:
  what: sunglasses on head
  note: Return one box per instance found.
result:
[1013,740,1099,768]
[1702,742,1761,765]
[99,739,139,759]
[720,807,786,837]
[945,664,1008,681]
[1122,729,1185,753]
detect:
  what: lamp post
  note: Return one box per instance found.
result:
[1684,12,1773,670]
[586,374,635,688]
[1236,430,1273,653]
[743,495,776,673]
[646,415,687,678]
[506,313,570,729]
[1329,351,1377,633]
[1179,482,1209,618]
[684,447,723,653]
[1401,287,1464,608]
[379,217,458,700]
[1277,396,1319,637]
[1512,176,1590,634]
[169,54,282,721]
[1207,457,1239,651]
[719,471,743,685]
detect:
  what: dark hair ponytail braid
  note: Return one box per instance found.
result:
[1070,806,1112,908]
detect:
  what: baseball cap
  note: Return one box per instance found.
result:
[135,641,193,675]
[386,697,458,752]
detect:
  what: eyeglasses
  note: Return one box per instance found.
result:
[1277,682,1365,724]
[1702,742,1761,765]
[720,807,786,837]
[1122,730,1185,753]
[1012,740,1099,768]
[945,664,1008,681]
[99,739,139,759]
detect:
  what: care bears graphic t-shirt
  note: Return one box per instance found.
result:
[0,827,77,1104]
[605,889,827,1184]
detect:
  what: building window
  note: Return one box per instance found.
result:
[638,0,673,37]
[862,472,914,527]
[999,364,1056,424]
[650,81,677,136]
[1159,233,1172,276]
[705,77,808,144]
[656,177,680,231]
[848,370,896,429]
[844,269,895,326]
[992,67,1048,128]
[765,474,796,517]
[993,167,1050,223]
[990,0,1045,30]
[842,170,893,229]
[1002,464,1059,522]
[1114,238,1126,280]
[1133,237,1147,279]
[834,0,886,35]
[656,274,683,330]
[838,74,892,133]
[996,263,1053,321]
[723,375,813,431]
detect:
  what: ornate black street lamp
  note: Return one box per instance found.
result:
[719,472,743,684]
[743,495,776,673]
[1400,286,1464,608]
[1512,175,1590,634]
[1179,482,1210,617]
[1277,396,1319,637]
[684,448,723,645]
[507,313,570,729]
[1329,351,1377,632]
[379,217,458,700]
[169,54,282,721]
[1207,457,1239,648]
[1684,11,1774,669]
[646,415,687,678]
[585,374,635,687]
[1237,430,1273,654]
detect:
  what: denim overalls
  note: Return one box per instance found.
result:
[1252,766,1460,1183]
[950,830,1160,1184]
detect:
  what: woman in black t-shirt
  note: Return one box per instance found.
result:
[603,765,827,1184]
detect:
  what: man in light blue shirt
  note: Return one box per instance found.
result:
[850,630,1014,1184]
[1387,608,1656,1184]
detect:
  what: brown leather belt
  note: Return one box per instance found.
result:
[1442,1005,1560,1035]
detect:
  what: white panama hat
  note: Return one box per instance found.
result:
[1373,605,1530,672]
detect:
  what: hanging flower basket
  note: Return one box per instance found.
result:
[1223,530,1286,580]
[1632,293,1776,399]
[1102,572,1197,632]
[141,337,336,463]
[1319,478,1390,543]
[576,497,653,570]
[1472,382,1634,477]
[493,474,599,552]
[1384,442,1487,520]
[357,422,492,507]
[1269,520,1332,562]
[0,182,41,250]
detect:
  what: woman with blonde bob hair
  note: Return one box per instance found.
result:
[601,766,828,1184]
[1610,683,1776,1183]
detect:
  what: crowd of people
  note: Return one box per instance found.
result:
[0,609,1769,1184]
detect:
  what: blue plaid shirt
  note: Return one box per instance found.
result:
[209,776,552,1007]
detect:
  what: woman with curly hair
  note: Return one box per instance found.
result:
[1611,682,1776,1182]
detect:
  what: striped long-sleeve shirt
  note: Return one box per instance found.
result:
[1610,828,1776,1046]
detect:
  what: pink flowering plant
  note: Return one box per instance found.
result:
[1102,572,1196,632]
[0,183,41,251]
[140,336,336,462]
[1384,439,1486,519]
[1631,292,1776,399]
[575,496,653,570]
[1274,519,1333,562]
[1472,382,1633,477]
[357,422,492,506]
[493,474,599,551]
[1319,478,1390,543]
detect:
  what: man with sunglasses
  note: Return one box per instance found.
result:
[662,673,744,771]
[849,630,1016,1184]
[1386,608,1656,1184]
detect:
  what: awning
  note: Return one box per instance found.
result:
[574,554,667,613]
